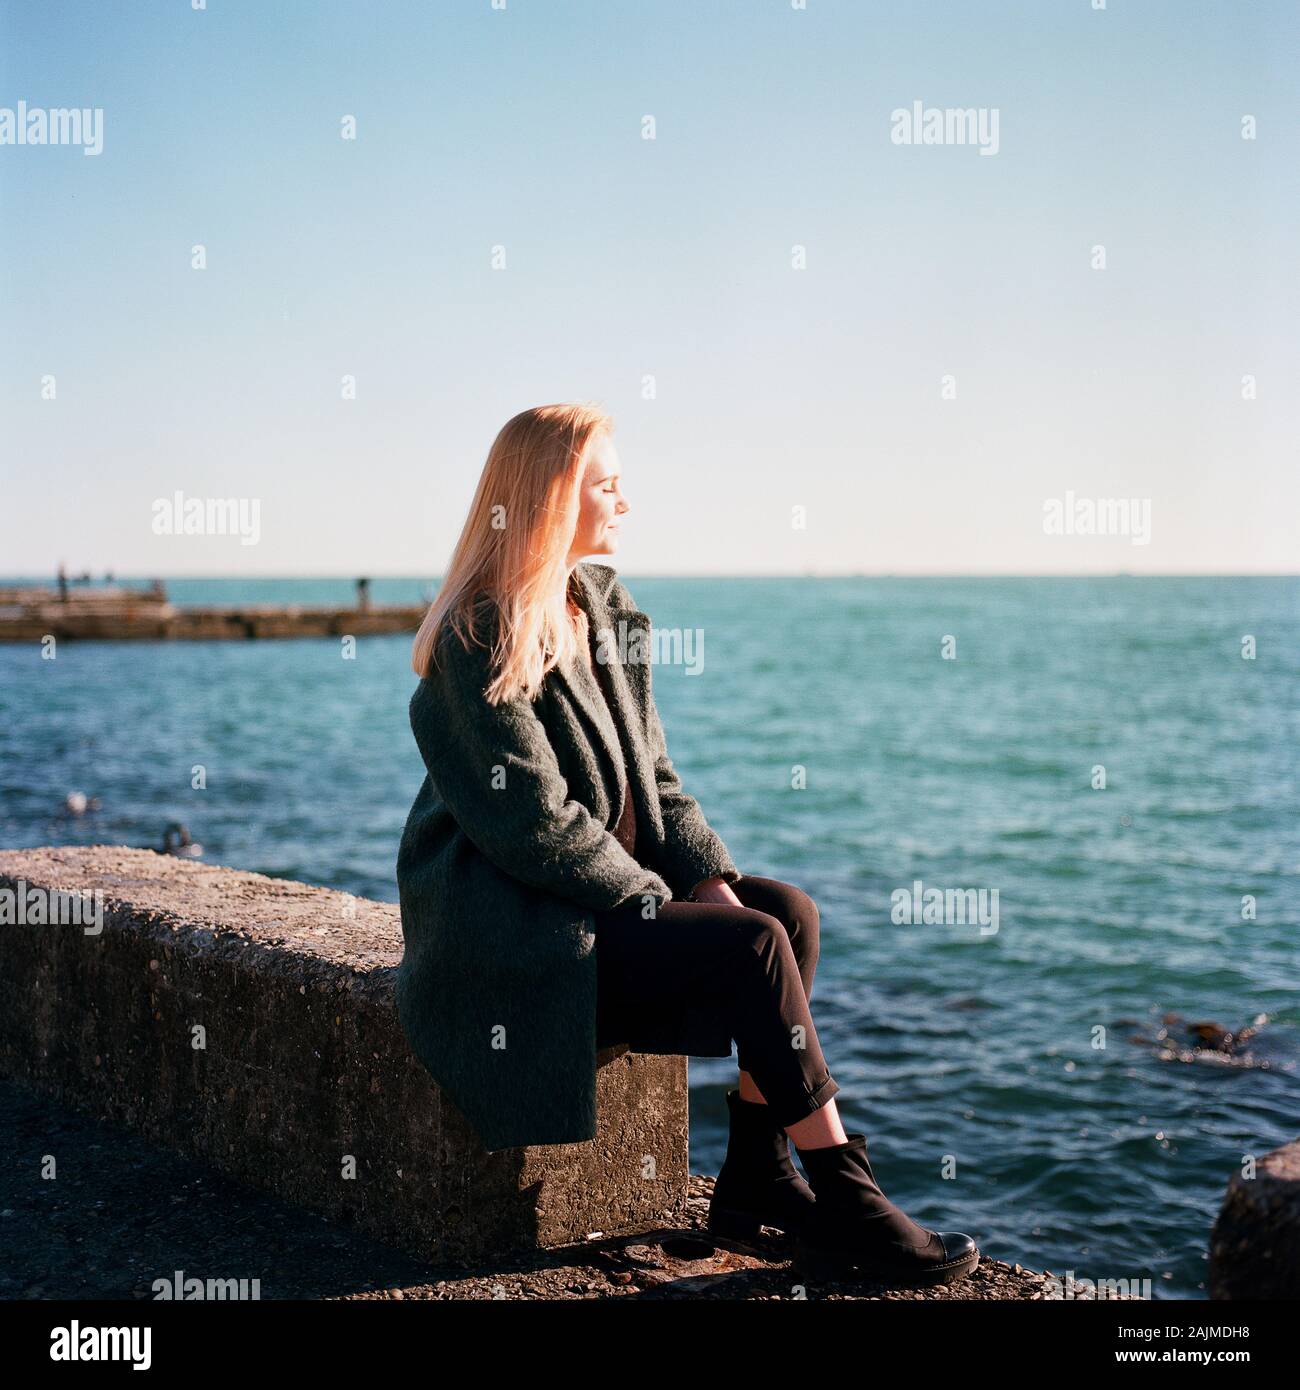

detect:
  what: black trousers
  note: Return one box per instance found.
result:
[591,874,841,1130]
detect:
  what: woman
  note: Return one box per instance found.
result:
[394,403,979,1287]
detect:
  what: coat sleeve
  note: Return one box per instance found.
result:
[610,569,740,900]
[411,626,674,913]
[643,692,742,899]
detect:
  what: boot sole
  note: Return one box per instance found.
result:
[792,1237,980,1289]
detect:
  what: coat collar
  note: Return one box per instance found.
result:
[569,561,625,610]
[552,563,662,841]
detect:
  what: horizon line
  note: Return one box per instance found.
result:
[3,571,1297,582]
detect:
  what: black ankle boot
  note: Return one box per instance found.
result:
[706,1090,817,1239]
[793,1133,980,1287]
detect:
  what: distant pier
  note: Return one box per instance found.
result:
[0,580,427,641]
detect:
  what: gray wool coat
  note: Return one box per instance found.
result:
[394,561,741,1152]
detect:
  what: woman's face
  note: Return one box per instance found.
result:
[568,433,629,563]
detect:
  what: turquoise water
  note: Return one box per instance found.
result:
[3,574,1297,1297]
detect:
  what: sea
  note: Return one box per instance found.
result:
[2,573,1297,1299]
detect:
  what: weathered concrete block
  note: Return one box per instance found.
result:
[1209,1137,1300,1299]
[0,846,691,1266]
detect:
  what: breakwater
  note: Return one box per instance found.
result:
[0,584,425,641]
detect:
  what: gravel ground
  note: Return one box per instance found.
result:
[1,1077,1084,1301]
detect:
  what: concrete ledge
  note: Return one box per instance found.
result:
[0,845,691,1266]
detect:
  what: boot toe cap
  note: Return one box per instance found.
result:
[937,1231,979,1263]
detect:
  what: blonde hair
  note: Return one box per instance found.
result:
[411,401,614,704]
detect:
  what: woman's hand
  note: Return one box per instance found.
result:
[690,875,743,907]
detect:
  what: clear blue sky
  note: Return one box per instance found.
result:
[2,0,1296,576]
